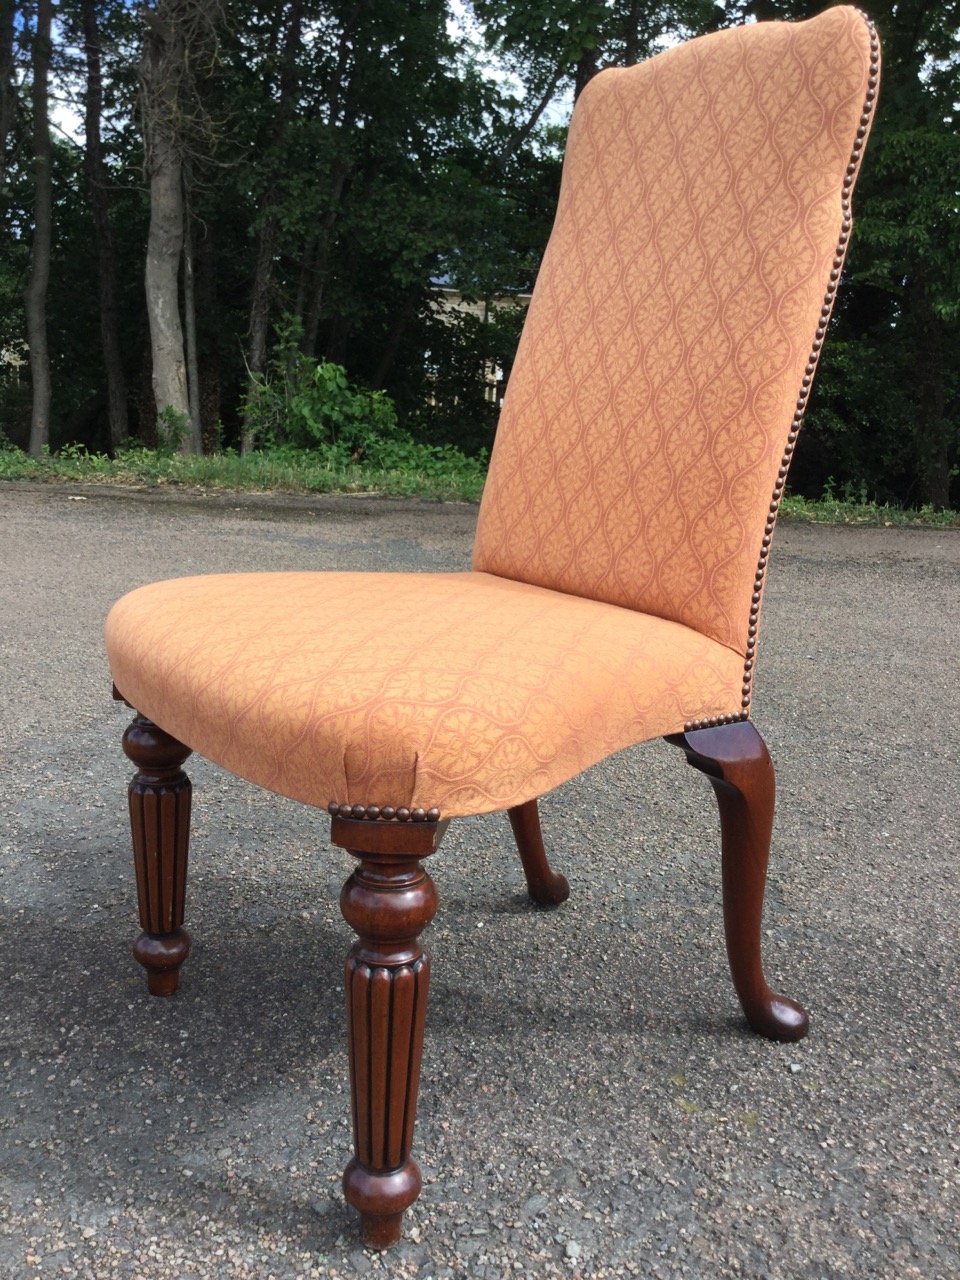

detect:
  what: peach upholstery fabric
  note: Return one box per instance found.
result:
[106,572,743,818]
[474,7,875,655]
[107,11,876,823]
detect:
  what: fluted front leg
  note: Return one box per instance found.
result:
[333,813,446,1249]
[667,721,808,1043]
[508,799,570,905]
[122,713,193,996]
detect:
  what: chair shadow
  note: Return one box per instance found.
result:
[0,814,775,1253]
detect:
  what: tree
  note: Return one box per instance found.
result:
[25,0,53,457]
[5,0,955,507]
[726,0,960,510]
[239,0,304,453]
[139,0,219,453]
[81,0,128,448]
[0,0,17,193]
[226,0,548,451]
[843,0,960,509]
[474,0,716,106]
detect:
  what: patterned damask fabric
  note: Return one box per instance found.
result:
[107,11,876,822]
[107,572,743,818]
[473,7,875,656]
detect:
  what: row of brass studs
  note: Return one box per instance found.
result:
[685,14,880,737]
[328,801,442,824]
[684,711,749,733]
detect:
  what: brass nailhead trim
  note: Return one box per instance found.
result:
[686,14,879,736]
[328,801,441,823]
[683,712,749,732]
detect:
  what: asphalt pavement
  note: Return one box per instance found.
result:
[1,481,958,1280]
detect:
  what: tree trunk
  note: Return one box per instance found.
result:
[82,0,129,451]
[297,9,362,360]
[241,0,304,454]
[195,211,220,450]
[145,152,191,447]
[371,291,419,390]
[26,0,53,457]
[241,217,277,453]
[623,0,643,66]
[489,67,564,174]
[908,268,951,510]
[137,330,157,446]
[574,45,599,102]
[139,2,213,454]
[300,179,348,359]
[0,0,17,193]
[182,188,203,451]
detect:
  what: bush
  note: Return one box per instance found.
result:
[243,316,399,459]
[288,361,398,457]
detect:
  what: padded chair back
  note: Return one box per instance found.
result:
[474,7,878,663]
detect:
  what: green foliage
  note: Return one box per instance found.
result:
[7,438,958,524]
[243,317,400,458]
[238,318,489,492]
[5,0,958,507]
[729,0,960,509]
[288,362,398,456]
[405,301,526,456]
[156,406,190,456]
[0,437,487,502]
[778,488,959,530]
[856,126,960,319]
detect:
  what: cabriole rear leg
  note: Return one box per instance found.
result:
[667,720,808,1043]
[507,799,570,906]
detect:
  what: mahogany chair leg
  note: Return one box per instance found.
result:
[331,813,447,1249]
[507,799,570,905]
[666,721,809,1043]
[122,712,193,997]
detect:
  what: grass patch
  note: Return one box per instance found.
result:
[0,441,487,503]
[1,442,957,525]
[779,492,959,528]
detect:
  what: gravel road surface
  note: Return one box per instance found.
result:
[1,482,958,1280]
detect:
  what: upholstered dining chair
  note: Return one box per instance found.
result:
[106,6,879,1250]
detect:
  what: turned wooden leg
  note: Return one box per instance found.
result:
[122,712,193,997]
[330,811,447,1249]
[507,799,570,905]
[666,721,808,1043]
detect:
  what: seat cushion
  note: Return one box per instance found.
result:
[106,570,744,819]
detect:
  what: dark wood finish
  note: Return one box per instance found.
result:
[332,819,445,1249]
[331,812,448,857]
[666,721,809,1043]
[507,800,570,905]
[122,713,193,996]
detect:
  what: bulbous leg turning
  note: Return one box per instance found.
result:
[122,712,193,996]
[333,815,445,1248]
[667,721,809,1043]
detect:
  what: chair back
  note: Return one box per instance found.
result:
[474,7,878,658]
